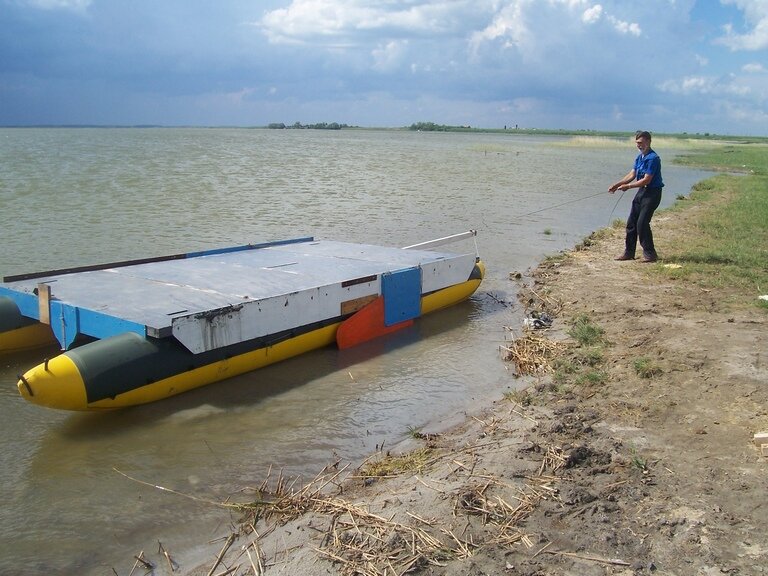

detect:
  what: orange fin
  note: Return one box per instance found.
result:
[336,296,413,350]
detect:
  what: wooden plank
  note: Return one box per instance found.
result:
[340,294,378,316]
[37,283,51,325]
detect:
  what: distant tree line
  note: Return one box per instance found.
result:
[267,122,349,130]
[408,122,474,132]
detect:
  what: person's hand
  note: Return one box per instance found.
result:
[608,183,619,193]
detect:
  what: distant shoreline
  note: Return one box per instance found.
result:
[2,124,766,142]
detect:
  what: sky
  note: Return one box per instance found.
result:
[1,0,767,135]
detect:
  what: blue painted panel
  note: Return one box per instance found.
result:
[50,301,80,350]
[0,286,39,320]
[382,267,421,326]
[78,308,147,342]
[48,302,146,350]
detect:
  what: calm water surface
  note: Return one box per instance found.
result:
[0,128,709,574]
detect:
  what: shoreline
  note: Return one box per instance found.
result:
[172,183,767,576]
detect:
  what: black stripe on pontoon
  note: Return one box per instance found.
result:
[70,316,344,404]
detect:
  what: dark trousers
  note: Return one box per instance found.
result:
[625,186,662,258]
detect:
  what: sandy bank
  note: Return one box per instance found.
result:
[158,192,767,576]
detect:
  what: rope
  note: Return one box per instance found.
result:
[607,189,628,226]
[475,189,629,237]
[512,190,607,220]
[472,233,480,258]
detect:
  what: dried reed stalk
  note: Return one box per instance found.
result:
[122,434,569,576]
[501,331,568,376]
[518,284,563,316]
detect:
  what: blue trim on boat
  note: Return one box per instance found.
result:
[1,286,147,349]
[0,287,40,321]
[51,301,147,350]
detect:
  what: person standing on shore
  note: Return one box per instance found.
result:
[609,130,664,262]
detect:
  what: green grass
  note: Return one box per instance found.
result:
[537,315,611,398]
[673,143,768,176]
[658,143,768,307]
[630,452,648,472]
[667,178,767,297]
[542,252,569,266]
[633,357,662,379]
[574,346,604,367]
[567,314,605,346]
[406,425,424,439]
[503,389,531,406]
[575,369,608,387]
[552,358,577,386]
[359,448,434,477]
[575,227,613,251]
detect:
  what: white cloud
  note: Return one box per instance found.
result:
[607,15,641,36]
[262,0,642,55]
[742,62,766,73]
[717,99,768,123]
[582,4,603,24]
[658,75,718,95]
[571,2,641,35]
[259,0,476,45]
[469,2,529,52]
[658,72,760,98]
[715,0,768,50]
[468,0,642,61]
[371,40,409,72]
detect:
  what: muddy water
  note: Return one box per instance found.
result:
[0,128,709,574]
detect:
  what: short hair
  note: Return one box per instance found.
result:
[635,130,652,141]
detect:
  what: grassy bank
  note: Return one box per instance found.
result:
[564,140,768,309]
[520,139,768,410]
[551,141,768,309]
[661,143,768,308]
[674,141,768,174]
[660,174,767,300]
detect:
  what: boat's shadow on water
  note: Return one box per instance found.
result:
[50,297,492,440]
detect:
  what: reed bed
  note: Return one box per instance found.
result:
[500,331,568,377]
[121,427,569,575]
[516,284,563,317]
[218,443,568,576]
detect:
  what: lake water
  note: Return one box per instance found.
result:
[0,128,709,575]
